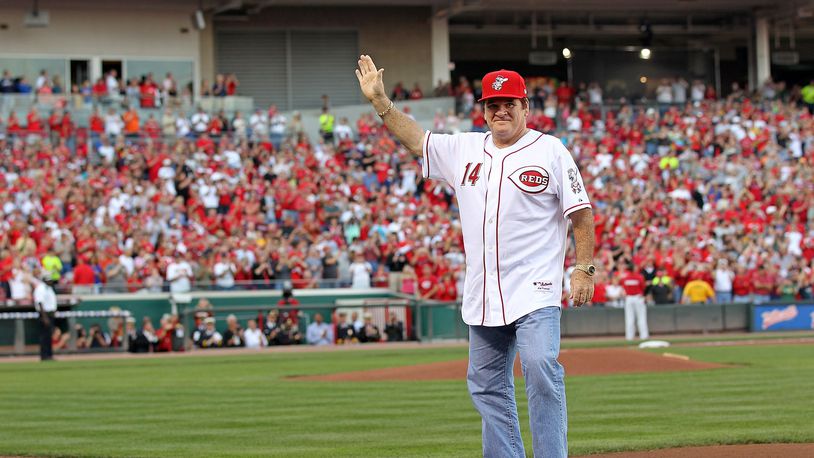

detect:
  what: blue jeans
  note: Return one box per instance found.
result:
[753,294,770,304]
[467,306,567,458]
[733,294,752,304]
[715,291,732,304]
[673,286,683,304]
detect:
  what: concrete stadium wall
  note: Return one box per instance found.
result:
[0,4,201,59]
[214,6,434,101]
[418,303,751,341]
[560,304,750,337]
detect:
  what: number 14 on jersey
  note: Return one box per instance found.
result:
[461,162,483,186]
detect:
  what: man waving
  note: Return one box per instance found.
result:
[356,55,595,457]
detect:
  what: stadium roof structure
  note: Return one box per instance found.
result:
[207,0,814,40]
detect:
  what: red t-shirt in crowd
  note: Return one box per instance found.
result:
[620,272,646,296]
[592,282,608,303]
[73,263,95,285]
[417,275,437,297]
[752,270,774,295]
[732,273,753,296]
[0,257,13,282]
[437,278,457,301]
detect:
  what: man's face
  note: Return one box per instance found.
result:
[484,98,528,140]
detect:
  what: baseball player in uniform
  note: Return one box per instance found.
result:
[619,264,649,341]
[356,55,595,457]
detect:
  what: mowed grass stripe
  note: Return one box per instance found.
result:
[566,345,814,454]
[1,344,813,457]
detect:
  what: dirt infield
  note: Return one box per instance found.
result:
[575,443,814,457]
[292,348,724,382]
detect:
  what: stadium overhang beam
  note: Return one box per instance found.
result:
[448,24,747,38]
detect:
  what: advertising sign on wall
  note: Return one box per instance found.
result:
[752,304,814,332]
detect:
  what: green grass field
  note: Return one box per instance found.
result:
[1,338,813,457]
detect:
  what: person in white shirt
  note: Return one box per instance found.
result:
[32,273,58,361]
[268,106,287,149]
[162,72,177,101]
[223,147,242,170]
[691,80,706,102]
[566,113,582,132]
[249,109,268,140]
[672,78,688,105]
[190,108,210,136]
[9,262,33,303]
[587,82,603,106]
[356,56,594,457]
[35,70,49,90]
[656,79,674,105]
[232,111,248,140]
[175,112,191,138]
[333,117,354,143]
[713,259,735,304]
[347,253,372,289]
[166,253,194,293]
[605,276,625,308]
[106,70,120,97]
[198,179,220,210]
[104,108,124,138]
[213,255,236,290]
[243,319,266,349]
[97,136,116,164]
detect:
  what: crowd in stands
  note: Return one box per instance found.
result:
[0,68,241,111]
[2,70,814,315]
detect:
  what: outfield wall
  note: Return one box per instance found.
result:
[420,302,751,341]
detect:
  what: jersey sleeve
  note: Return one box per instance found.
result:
[554,140,592,218]
[421,131,462,186]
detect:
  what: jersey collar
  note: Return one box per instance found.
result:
[485,129,541,157]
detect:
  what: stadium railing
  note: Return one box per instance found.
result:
[60,279,352,296]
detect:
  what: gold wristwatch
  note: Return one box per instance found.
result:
[574,264,596,276]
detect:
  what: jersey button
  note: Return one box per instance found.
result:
[488,217,494,224]
[487,246,494,253]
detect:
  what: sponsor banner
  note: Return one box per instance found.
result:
[752,304,814,332]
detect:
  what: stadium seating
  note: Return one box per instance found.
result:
[0,78,813,312]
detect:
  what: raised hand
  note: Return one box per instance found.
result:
[355,55,387,103]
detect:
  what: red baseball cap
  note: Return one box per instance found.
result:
[479,70,527,101]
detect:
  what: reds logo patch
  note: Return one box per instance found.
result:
[492,76,509,91]
[567,167,583,194]
[508,166,550,194]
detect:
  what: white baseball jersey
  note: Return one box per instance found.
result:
[422,129,591,326]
